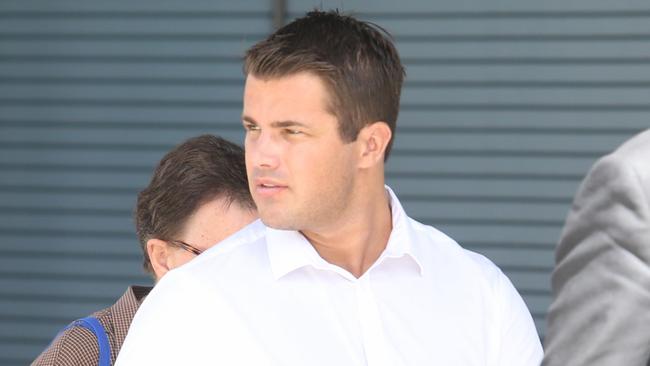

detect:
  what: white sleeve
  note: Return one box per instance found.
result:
[115,270,219,365]
[494,269,543,366]
[115,268,273,365]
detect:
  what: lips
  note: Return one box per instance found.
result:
[260,183,281,188]
[254,178,288,197]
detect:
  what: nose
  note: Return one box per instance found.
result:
[246,129,280,170]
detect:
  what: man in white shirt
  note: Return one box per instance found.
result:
[116,10,542,365]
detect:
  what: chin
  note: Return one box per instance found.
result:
[259,214,297,231]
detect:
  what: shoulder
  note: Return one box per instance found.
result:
[31,309,111,366]
[141,220,270,303]
[406,217,533,333]
[587,129,650,187]
[32,327,98,366]
[611,128,650,161]
[408,217,507,289]
[571,130,650,218]
[176,219,269,278]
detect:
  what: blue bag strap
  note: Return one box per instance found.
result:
[63,316,112,366]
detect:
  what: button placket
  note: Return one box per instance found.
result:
[355,275,392,366]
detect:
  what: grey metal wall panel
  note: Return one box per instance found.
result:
[0,1,271,364]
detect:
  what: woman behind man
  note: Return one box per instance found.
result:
[32,134,257,365]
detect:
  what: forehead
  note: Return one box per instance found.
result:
[243,72,335,122]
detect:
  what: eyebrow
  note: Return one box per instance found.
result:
[242,115,257,125]
[242,115,308,129]
[271,120,308,128]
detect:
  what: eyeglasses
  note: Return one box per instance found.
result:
[167,240,203,256]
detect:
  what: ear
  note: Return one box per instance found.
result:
[146,239,172,281]
[357,121,392,168]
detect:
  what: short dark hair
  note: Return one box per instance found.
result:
[135,134,255,275]
[244,10,405,160]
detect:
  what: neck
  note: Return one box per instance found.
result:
[301,182,392,278]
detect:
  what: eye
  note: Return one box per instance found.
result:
[243,122,260,132]
[284,128,303,135]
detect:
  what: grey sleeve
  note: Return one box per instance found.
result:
[543,155,650,366]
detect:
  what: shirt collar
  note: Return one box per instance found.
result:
[266,185,424,280]
[381,185,425,276]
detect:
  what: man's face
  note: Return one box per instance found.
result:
[242,72,359,232]
[166,197,256,269]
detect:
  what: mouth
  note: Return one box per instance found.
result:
[260,183,281,188]
[254,179,288,197]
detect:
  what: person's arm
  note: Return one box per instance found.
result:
[543,156,650,365]
[493,267,544,366]
[116,268,270,365]
[115,270,215,365]
[467,251,543,366]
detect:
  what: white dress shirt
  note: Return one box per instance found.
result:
[116,187,542,366]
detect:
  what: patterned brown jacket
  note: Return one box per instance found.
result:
[32,286,152,366]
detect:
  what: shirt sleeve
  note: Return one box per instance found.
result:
[466,250,543,366]
[115,268,272,365]
[543,156,650,366]
[115,270,215,365]
[493,268,543,366]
